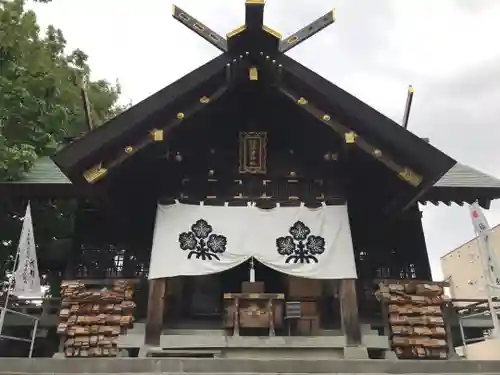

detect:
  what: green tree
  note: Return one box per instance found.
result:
[0,0,125,181]
[0,0,126,296]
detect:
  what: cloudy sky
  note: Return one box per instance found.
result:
[27,0,500,279]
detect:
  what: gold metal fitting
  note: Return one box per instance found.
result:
[200,96,210,104]
[177,112,185,120]
[345,131,357,144]
[124,146,134,154]
[297,97,308,105]
[151,129,163,141]
[249,67,258,81]
[321,114,331,121]
[83,163,107,183]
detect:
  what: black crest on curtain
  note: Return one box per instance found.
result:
[276,221,325,264]
[179,219,227,260]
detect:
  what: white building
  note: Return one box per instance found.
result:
[441,224,500,300]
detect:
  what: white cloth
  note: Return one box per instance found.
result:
[149,202,357,280]
[12,203,43,298]
[470,203,500,296]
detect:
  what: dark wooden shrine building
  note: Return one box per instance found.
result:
[3,0,500,357]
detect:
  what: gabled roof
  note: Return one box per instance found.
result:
[48,2,500,212]
[52,57,455,190]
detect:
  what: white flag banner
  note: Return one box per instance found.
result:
[469,203,500,296]
[11,203,43,298]
[149,202,357,280]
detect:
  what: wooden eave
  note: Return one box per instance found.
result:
[420,164,500,209]
[420,187,500,209]
[52,54,230,182]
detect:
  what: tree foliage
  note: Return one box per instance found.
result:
[0,0,124,181]
[0,0,126,295]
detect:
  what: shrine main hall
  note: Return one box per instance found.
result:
[2,0,500,361]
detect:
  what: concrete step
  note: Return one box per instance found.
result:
[1,358,500,374]
[1,374,499,375]
[147,348,222,358]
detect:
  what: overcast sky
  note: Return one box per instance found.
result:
[27,0,500,280]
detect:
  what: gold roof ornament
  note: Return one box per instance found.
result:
[83,163,107,183]
[151,129,164,142]
[345,132,357,144]
[262,25,282,39]
[249,67,259,81]
[227,25,246,39]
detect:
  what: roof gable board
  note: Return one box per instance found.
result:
[52,54,229,177]
[276,54,456,186]
[52,52,455,190]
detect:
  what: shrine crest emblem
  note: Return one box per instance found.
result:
[179,219,227,261]
[276,221,325,264]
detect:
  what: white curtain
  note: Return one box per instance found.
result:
[149,202,357,280]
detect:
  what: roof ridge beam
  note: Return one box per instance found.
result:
[245,0,265,31]
[172,5,227,52]
[280,10,336,53]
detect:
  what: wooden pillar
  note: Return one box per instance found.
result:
[409,206,432,280]
[339,278,362,346]
[442,301,460,359]
[144,278,166,347]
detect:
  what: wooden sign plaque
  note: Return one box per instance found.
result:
[239,132,267,174]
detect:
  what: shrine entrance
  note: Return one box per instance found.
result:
[174,260,287,323]
[168,259,333,336]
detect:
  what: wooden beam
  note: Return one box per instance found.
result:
[383,179,435,218]
[80,77,94,131]
[339,279,362,346]
[279,10,335,53]
[172,5,227,52]
[478,198,491,209]
[245,0,265,30]
[277,86,423,187]
[81,85,229,183]
[144,278,166,347]
[442,302,459,358]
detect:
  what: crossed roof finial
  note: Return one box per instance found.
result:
[172,1,335,53]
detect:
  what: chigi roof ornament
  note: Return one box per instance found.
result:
[172,1,335,54]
